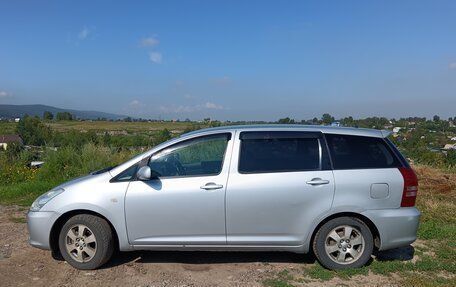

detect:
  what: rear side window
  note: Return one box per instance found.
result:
[239,131,320,173]
[325,134,401,169]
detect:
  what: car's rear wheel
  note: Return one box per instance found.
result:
[58,214,114,270]
[313,217,373,269]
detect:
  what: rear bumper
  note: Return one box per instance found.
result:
[362,207,420,251]
[26,210,59,250]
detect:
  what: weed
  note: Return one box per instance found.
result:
[0,122,18,134]
[277,270,293,281]
[399,272,456,287]
[418,220,456,241]
[0,180,60,205]
[262,278,295,287]
[9,216,26,223]
[306,265,335,281]
[263,269,295,287]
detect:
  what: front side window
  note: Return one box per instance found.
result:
[148,133,231,178]
[238,131,321,173]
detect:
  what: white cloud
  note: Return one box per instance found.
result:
[204,102,224,110]
[449,62,456,69]
[160,105,197,113]
[128,100,144,107]
[159,102,226,113]
[140,36,159,47]
[149,52,162,63]
[78,27,89,40]
[183,94,193,100]
[139,35,162,64]
[123,100,146,116]
[0,90,9,98]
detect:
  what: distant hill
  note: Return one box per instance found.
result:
[0,104,128,120]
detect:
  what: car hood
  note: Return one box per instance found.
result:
[54,169,113,190]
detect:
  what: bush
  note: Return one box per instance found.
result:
[37,142,125,181]
[16,116,53,145]
[0,150,39,184]
[154,128,172,145]
[446,150,456,168]
[0,163,38,185]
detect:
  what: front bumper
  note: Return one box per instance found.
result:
[26,210,59,250]
[362,207,421,251]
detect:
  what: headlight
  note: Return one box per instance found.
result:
[30,188,65,211]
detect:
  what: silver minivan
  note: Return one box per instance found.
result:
[27,125,420,270]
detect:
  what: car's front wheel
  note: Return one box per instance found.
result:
[58,214,114,270]
[313,217,373,269]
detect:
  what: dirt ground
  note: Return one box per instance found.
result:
[0,205,410,287]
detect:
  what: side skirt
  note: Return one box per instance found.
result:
[131,244,307,253]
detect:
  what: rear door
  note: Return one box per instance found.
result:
[325,134,404,209]
[225,131,335,246]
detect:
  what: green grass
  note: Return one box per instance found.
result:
[400,274,455,287]
[262,279,295,287]
[263,270,295,287]
[0,122,17,134]
[0,142,138,206]
[300,253,455,285]
[418,220,456,240]
[305,265,335,281]
[306,264,371,281]
[46,120,203,133]
[9,216,27,223]
[0,180,61,206]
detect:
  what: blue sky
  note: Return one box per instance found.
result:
[0,0,455,121]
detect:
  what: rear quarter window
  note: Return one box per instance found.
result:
[325,134,401,169]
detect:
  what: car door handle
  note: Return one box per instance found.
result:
[200,182,224,190]
[306,178,330,186]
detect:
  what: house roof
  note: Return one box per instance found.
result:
[0,134,23,144]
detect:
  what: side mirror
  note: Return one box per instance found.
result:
[137,166,152,181]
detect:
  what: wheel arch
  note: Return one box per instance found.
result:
[309,212,381,253]
[49,209,120,256]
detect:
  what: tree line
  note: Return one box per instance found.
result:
[8,112,456,169]
[42,111,73,121]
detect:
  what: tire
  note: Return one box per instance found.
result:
[313,217,373,270]
[58,214,114,270]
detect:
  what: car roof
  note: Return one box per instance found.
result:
[182,124,390,138]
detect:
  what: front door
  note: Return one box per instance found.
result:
[125,132,233,245]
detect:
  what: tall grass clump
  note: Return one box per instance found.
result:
[0,149,38,184]
[0,142,138,205]
[38,143,110,181]
[37,142,135,182]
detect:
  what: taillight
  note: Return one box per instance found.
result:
[399,167,418,207]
